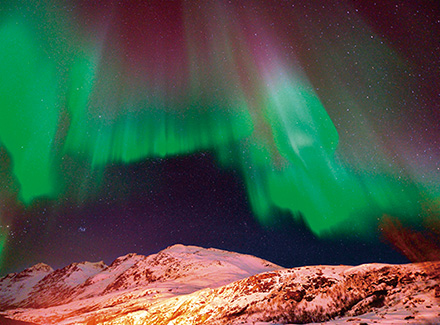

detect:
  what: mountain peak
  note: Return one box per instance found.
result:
[76,260,107,270]
[3,245,438,324]
[22,263,53,275]
[0,263,54,309]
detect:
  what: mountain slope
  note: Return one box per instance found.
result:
[84,262,440,324]
[0,263,53,309]
[1,245,439,324]
[0,244,282,320]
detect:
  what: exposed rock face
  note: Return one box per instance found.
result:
[1,245,439,324]
[101,263,438,325]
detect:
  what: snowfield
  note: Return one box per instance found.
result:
[1,244,439,324]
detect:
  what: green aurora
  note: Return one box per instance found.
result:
[0,1,438,263]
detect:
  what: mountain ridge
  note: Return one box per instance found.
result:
[1,244,439,324]
[0,244,282,310]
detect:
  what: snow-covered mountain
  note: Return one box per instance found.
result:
[1,244,439,324]
[0,263,53,309]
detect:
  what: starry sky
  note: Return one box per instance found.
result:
[0,0,439,275]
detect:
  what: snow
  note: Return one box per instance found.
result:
[1,244,439,324]
[0,263,53,307]
[57,261,107,287]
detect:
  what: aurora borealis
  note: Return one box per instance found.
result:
[1,1,439,274]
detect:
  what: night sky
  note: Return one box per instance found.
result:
[0,0,439,276]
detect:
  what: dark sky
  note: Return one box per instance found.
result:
[0,0,439,275]
[2,152,410,274]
